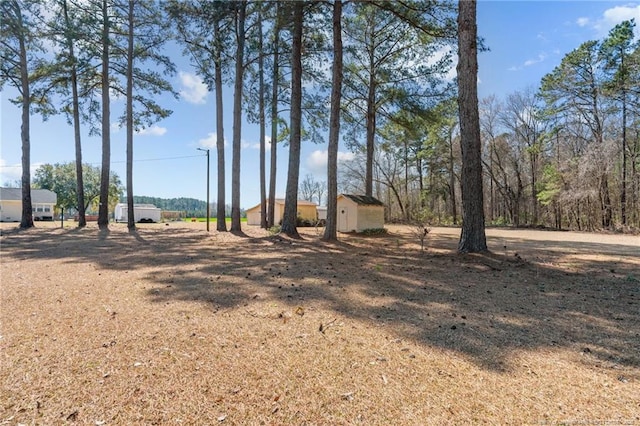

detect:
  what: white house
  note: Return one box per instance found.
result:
[0,188,57,222]
[336,194,384,233]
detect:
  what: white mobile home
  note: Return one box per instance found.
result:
[0,188,57,222]
[336,194,384,233]
[114,203,161,223]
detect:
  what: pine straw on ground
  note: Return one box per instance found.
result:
[1,222,638,425]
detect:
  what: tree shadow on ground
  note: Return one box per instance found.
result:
[2,224,638,373]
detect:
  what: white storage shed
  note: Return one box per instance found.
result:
[336,194,384,233]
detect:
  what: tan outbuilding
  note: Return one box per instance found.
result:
[246,199,318,226]
[336,194,384,233]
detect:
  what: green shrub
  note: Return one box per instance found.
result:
[268,225,281,235]
[360,228,387,236]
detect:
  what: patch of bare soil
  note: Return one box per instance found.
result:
[1,221,638,425]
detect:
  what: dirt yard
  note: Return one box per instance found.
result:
[1,221,638,425]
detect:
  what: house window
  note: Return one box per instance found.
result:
[36,206,44,212]
[44,206,51,212]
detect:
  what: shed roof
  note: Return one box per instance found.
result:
[0,188,57,204]
[340,194,384,206]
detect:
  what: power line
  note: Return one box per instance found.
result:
[110,154,204,164]
[0,154,204,170]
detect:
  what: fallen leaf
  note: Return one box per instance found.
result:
[341,392,354,401]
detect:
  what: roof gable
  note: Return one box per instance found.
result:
[339,194,383,206]
[0,188,57,204]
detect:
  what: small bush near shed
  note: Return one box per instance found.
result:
[296,218,317,227]
[360,228,387,236]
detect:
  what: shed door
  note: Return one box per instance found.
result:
[339,207,348,231]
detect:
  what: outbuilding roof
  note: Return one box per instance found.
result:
[0,188,57,204]
[340,194,384,206]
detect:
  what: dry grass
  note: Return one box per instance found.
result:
[1,221,639,425]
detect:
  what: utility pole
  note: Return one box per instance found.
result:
[197,148,210,232]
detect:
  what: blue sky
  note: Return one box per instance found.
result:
[1,1,639,209]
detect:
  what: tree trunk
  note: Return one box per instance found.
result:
[17,1,33,229]
[258,7,267,229]
[62,0,86,228]
[631,132,638,227]
[214,18,226,231]
[323,0,343,242]
[621,86,627,225]
[231,1,246,232]
[281,1,303,238]
[530,153,538,225]
[98,0,111,230]
[456,0,487,253]
[417,156,424,208]
[126,0,135,231]
[365,42,376,197]
[489,140,494,223]
[403,139,410,221]
[449,127,457,224]
[601,175,612,228]
[267,8,281,229]
[267,7,280,229]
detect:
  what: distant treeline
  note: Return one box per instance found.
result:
[120,196,245,218]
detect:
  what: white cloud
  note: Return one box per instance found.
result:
[307,151,328,176]
[536,32,549,42]
[306,150,356,176]
[523,53,546,67]
[583,5,640,36]
[246,136,272,150]
[0,158,22,184]
[576,17,590,27]
[427,45,456,82]
[602,5,640,26]
[0,159,45,185]
[31,162,45,176]
[198,132,227,149]
[508,52,547,71]
[179,71,208,105]
[136,125,167,136]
